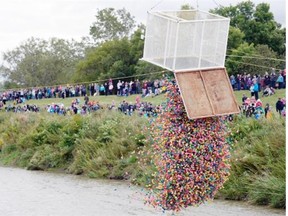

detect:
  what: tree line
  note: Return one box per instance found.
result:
[0,2,286,89]
[210,1,285,74]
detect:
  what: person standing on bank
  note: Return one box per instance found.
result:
[253,81,259,100]
[276,72,284,89]
[270,69,277,88]
[84,94,89,105]
[276,98,285,115]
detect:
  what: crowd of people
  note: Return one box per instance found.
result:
[230,69,286,100]
[0,72,286,120]
[0,95,162,118]
[1,103,40,113]
[116,100,161,117]
[0,78,167,104]
[0,69,285,104]
[2,92,285,120]
[45,98,102,115]
[241,94,286,119]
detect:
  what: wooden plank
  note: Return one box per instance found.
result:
[199,70,215,115]
[201,68,240,115]
[175,71,213,119]
[175,68,240,119]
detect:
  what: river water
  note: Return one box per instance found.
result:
[0,166,285,216]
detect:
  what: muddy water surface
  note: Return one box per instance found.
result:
[0,166,285,216]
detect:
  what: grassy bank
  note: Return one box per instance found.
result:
[0,109,285,208]
[219,116,286,208]
[0,111,147,180]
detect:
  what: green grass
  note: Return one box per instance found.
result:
[5,94,166,108]
[233,89,286,108]
[4,89,286,111]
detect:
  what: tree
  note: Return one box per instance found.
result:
[181,4,194,10]
[1,81,20,90]
[0,37,84,87]
[134,61,164,81]
[74,24,164,83]
[129,24,145,63]
[89,8,136,43]
[226,43,283,75]
[211,2,286,55]
[73,38,136,82]
[210,1,254,29]
[227,26,245,51]
[253,44,284,70]
[226,42,256,74]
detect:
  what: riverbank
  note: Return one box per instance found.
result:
[0,110,285,209]
[0,111,146,180]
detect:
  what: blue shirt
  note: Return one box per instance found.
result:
[277,75,284,83]
[253,83,259,92]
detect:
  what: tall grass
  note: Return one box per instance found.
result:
[0,111,148,179]
[219,116,286,208]
[67,111,147,179]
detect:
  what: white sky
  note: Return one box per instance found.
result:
[0,0,286,57]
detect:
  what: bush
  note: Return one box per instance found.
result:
[67,111,148,179]
[0,111,148,180]
[220,116,286,208]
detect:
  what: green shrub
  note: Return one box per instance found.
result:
[67,111,148,179]
[0,111,148,179]
[248,174,285,208]
[220,116,286,208]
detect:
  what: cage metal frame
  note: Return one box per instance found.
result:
[142,9,230,73]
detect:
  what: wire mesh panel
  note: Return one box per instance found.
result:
[143,10,230,71]
[143,13,168,67]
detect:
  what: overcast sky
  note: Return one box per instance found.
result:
[0,0,286,57]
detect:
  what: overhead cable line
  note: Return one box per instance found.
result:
[226,55,286,62]
[226,49,286,60]
[226,49,271,58]
[212,0,222,7]
[227,60,283,71]
[150,0,164,10]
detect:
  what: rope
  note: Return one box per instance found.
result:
[226,55,286,62]
[1,70,171,92]
[150,0,164,10]
[227,60,283,71]
[227,49,269,57]
[212,0,222,7]
[226,48,285,60]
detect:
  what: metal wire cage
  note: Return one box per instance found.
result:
[142,10,230,72]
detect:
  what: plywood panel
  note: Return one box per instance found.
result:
[175,71,213,118]
[201,68,239,115]
[175,68,240,119]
